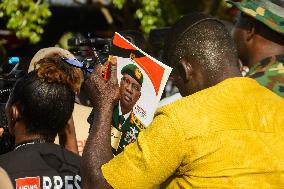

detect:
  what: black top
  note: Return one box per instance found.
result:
[0,143,81,189]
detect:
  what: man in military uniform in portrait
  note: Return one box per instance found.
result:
[111,64,145,155]
[88,64,145,155]
[230,0,284,97]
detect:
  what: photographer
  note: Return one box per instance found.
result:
[0,56,83,188]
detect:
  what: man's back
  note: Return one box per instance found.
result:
[165,77,284,187]
[102,77,284,188]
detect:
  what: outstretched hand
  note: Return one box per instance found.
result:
[85,56,120,111]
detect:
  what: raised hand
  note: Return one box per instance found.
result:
[85,56,120,111]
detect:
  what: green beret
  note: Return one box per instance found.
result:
[228,0,284,35]
[121,64,143,86]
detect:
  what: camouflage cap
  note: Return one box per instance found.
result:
[228,0,284,34]
[121,64,143,86]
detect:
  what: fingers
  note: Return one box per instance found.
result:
[109,56,117,66]
[86,64,104,87]
[93,64,104,79]
[109,56,118,84]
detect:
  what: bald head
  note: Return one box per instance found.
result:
[163,13,241,96]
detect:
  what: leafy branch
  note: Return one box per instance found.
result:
[113,0,170,35]
[0,0,52,44]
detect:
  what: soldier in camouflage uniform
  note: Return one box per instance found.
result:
[229,0,284,97]
[88,64,145,155]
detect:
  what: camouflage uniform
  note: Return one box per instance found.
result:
[247,55,284,97]
[87,103,146,156]
[111,105,145,155]
[229,0,284,97]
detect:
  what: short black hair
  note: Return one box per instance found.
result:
[163,12,239,80]
[9,57,81,142]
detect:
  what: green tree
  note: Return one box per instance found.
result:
[0,0,52,44]
[113,0,177,35]
[112,0,232,35]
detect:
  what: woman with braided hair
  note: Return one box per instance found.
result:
[0,56,83,189]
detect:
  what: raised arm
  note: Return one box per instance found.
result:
[81,57,120,189]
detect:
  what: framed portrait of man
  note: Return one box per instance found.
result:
[110,33,172,154]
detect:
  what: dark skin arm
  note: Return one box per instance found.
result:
[81,57,120,189]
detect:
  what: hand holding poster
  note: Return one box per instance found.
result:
[110,32,172,154]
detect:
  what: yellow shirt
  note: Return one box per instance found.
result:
[102,77,284,189]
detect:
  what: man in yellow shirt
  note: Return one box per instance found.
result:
[81,12,284,188]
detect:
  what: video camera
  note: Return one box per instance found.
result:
[67,34,112,77]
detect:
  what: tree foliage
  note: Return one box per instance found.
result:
[112,0,232,35]
[113,0,170,35]
[0,0,52,44]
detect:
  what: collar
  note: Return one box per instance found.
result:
[14,138,47,151]
[118,101,131,121]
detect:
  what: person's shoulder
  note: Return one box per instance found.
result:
[158,93,182,108]
[248,55,284,97]
[0,149,34,174]
[128,112,146,130]
[157,78,240,114]
[249,55,284,73]
[31,143,81,174]
[40,143,81,161]
[0,143,81,165]
[156,77,268,124]
[0,150,18,164]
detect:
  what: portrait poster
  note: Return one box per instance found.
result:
[56,33,172,155]
[112,32,172,127]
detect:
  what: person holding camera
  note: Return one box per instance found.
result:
[0,57,83,189]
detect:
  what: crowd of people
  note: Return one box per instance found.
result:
[0,0,284,188]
